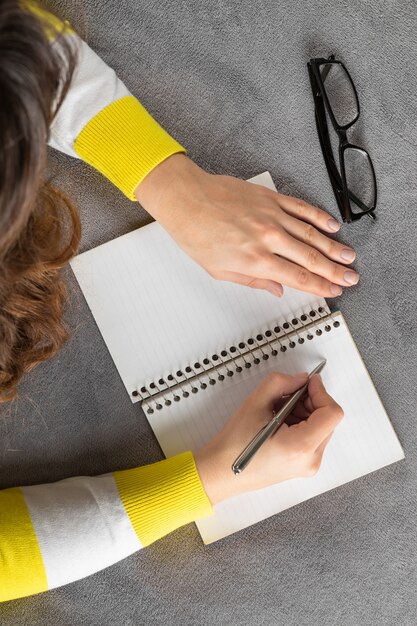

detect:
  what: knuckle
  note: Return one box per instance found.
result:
[328,239,340,259]
[330,262,342,281]
[260,224,276,243]
[303,224,316,244]
[267,371,282,385]
[294,198,308,213]
[306,248,321,269]
[313,207,323,222]
[296,268,310,286]
[260,223,285,246]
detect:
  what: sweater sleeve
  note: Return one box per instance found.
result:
[31,3,186,200]
[0,452,212,603]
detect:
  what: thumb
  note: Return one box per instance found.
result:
[217,270,284,298]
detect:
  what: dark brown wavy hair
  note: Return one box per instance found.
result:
[0,1,81,402]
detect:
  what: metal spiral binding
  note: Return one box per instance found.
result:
[134,307,342,414]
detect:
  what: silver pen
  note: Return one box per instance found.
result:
[231,360,327,475]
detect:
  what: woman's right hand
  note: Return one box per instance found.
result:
[194,371,344,505]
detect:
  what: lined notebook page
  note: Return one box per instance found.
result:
[146,312,404,544]
[71,172,326,402]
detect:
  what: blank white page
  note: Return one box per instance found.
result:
[71,172,327,402]
[145,312,404,544]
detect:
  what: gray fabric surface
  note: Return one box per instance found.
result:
[1,0,416,623]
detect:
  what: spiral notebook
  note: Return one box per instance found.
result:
[70,172,404,544]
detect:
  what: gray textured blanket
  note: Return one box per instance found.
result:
[1,0,416,624]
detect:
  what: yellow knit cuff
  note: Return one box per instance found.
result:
[74,95,186,200]
[0,487,47,602]
[113,452,213,546]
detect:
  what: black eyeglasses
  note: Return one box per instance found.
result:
[307,55,377,223]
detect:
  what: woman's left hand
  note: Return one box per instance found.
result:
[135,154,358,298]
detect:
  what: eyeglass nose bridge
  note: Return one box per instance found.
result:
[336,128,349,144]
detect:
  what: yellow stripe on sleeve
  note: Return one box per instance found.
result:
[0,487,48,602]
[74,95,186,200]
[114,452,213,546]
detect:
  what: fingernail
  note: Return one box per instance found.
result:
[340,248,355,262]
[344,271,359,285]
[327,217,340,232]
[330,284,343,296]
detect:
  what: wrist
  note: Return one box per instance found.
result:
[194,444,241,506]
[134,153,207,221]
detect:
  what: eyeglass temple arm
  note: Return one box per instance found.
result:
[308,65,346,206]
[308,64,339,174]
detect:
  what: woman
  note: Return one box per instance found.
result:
[0,1,350,602]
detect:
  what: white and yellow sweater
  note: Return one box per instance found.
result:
[0,6,213,603]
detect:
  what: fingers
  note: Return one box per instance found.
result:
[216,256,342,298]
[298,376,344,449]
[282,214,356,266]
[253,253,344,298]
[267,230,359,288]
[268,192,359,290]
[275,192,342,235]
[203,186,358,298]
[217,270,284,298]
[308,374,340,411]
[291,400,310,420]
[303,395,314,414]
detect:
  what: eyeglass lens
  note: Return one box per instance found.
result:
[320,62,358,127]
[343,147,375,212]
